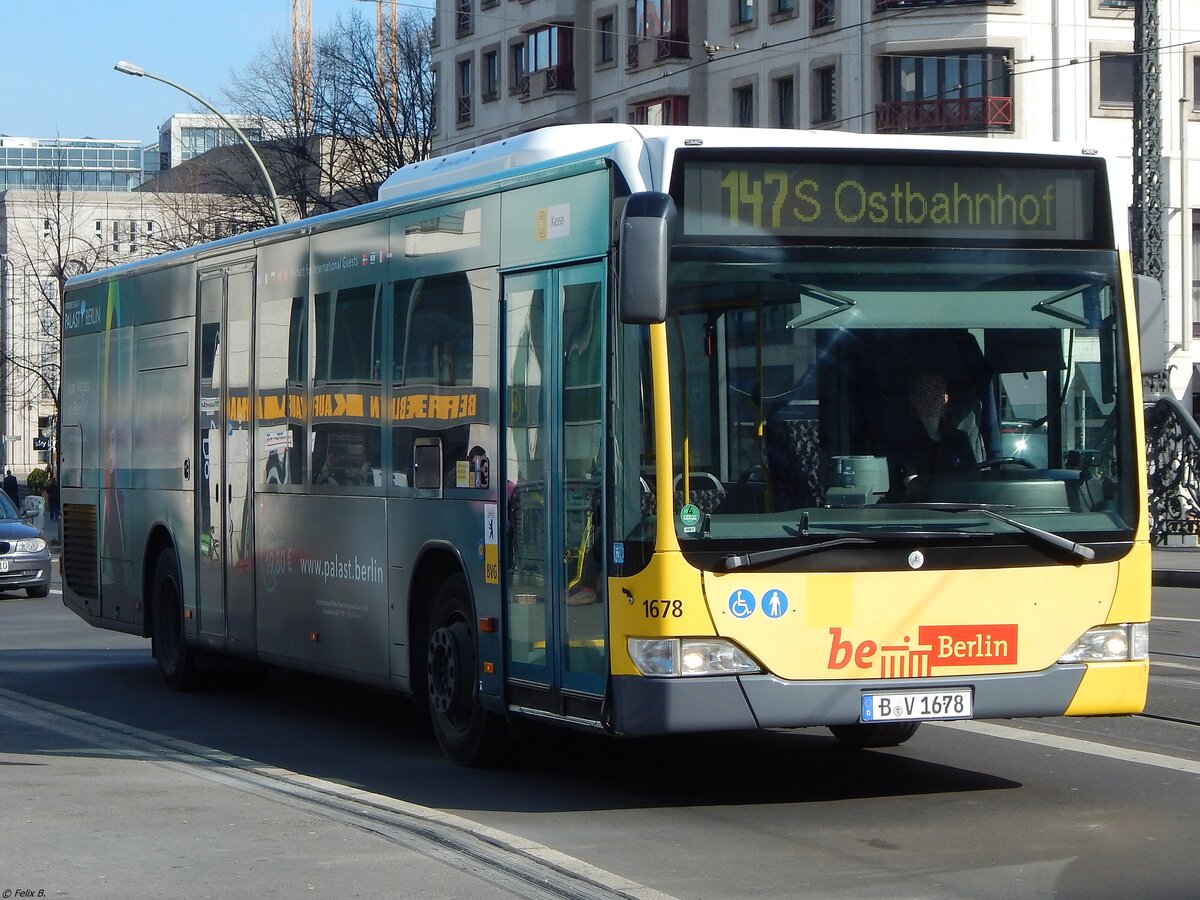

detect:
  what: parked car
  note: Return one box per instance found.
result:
[0,490,51,598]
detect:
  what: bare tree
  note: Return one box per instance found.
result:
[0,154,229,469]
[2,176,120,447]
[222,7,433,218]
[1,173,109,468]
[141,162,288,251]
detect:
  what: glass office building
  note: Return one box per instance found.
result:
[0,136,144,191]
[157,114,264,170]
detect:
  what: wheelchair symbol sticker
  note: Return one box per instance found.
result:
[728,589,755,619]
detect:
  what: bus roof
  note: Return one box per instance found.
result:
[67,125,1116,292]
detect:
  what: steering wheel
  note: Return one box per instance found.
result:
[973,457,1037,471]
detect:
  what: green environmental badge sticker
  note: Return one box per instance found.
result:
[679,503,702,533]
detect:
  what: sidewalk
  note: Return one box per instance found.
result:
[1152,546,1200,589]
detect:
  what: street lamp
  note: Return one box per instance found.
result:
[114,59,284,227]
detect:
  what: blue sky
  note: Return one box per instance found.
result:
[2,0,399,145]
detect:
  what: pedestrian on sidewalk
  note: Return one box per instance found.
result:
[45,471,60,544]
[3,469,18,506]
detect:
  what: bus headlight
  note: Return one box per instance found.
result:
[628,637,761,677]
[1058,623,1149,663]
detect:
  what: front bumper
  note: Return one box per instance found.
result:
[0,552,53,594]
[610,666,1090,736]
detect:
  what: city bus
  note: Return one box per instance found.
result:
[60,125,1153,765]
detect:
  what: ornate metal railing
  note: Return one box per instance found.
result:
[875,96,1013,133]
[1145,396,1200,544]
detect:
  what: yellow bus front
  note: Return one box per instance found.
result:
[605,149,1148,739]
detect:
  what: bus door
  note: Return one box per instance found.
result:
[503,262,607,712]
[196,263,256,652]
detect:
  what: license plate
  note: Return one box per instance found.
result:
[0,560,8,572]
[861,688,972,723]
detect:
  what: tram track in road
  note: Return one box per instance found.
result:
[0,687,674,900]
[1137,711,1200,728]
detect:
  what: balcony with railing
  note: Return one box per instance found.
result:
[875,95,1013,133]
[875,0,1014,9]
[519,65,575,100]
[656,32,690,61]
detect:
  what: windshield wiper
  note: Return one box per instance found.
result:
[836,501,1096,562]
[719,536,876,572]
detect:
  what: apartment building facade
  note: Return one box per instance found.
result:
[430,0,1200,405]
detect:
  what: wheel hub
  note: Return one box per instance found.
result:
[428,621,470,720]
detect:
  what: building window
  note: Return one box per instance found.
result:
[1193,56,1200,115]
[877,50,1013,133]
[735,0,754,26]
[431,68,439,132]
[524,26,575,93]
[656,0,689,60]
[635,0,660,38]
[1192,210,1200,339]
[813,66,836,124]
[509,42,526,94]
[1099,52,1134,108]
[775,0,795,13]
[1092,0,1135,14]
[814,0,835,28]
[482,49,499,100]
[633,95,689,124]
[527,26,560,72]
[456,0,473,37]
[774,76,795,128]
[598,14,616,64]
[456,58,473,125]
[734,85,755,126]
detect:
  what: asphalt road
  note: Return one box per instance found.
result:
[0,569,1196,899]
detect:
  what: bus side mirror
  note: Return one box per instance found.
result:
[1134,274,1166,375]
[619,192,675,324]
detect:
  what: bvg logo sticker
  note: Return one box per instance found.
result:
[827,624,1017,676]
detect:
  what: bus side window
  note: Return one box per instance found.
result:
[393,273,476,489]
[312,284,383,491]
[256,294,307,487]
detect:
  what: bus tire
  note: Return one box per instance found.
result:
[150,548,201,692]
[828,721,921,748]
[426,573,504,766]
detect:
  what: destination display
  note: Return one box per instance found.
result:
[678,156,1103,244]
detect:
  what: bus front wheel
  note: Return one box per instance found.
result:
[426,574,504,766]
[829,721,921,748]
[151,548,201,692]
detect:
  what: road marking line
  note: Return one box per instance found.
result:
[935,720,1200,776]
[1155,616,1200,623]
[1151,660,1200,672]
[0,687,675,900]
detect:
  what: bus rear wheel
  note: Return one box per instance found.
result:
[829,721,921,748]
[426,574,504,766]
[151,548,201,692]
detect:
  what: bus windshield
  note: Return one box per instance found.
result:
[656,247,1135,545]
